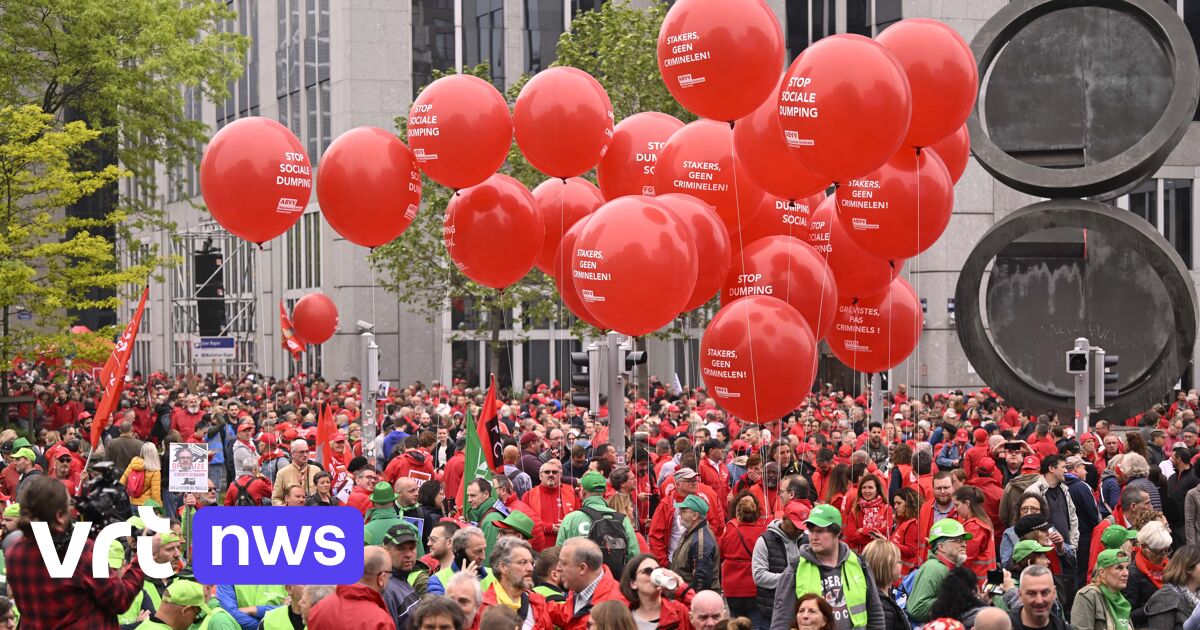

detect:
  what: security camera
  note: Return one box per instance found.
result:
[356,320,375,333]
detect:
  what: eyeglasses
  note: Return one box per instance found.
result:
[427,535,443,544]
[638,566,657,576]
[542,470,561,475]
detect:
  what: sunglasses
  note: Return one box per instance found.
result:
[638,566,657,576]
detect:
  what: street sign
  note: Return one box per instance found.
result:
[16,311,31,321]
[193,336,236,361]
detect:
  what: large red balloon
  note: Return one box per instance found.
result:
[199,117,312,244]
[778,34,911,183]
[700,295,818,422]
[877,19,978,148]
[291,293,339,345]
[721,235,837,340]
[657,194,732,311]
[553,215,608,329]
[316,127,422,248]
[655,119,765,236]
[571,197,697,336]
[733,77,829,201]
[827,277,923,373]
[929,124,970,184]
[807,196,901,299]
[657,0,785,122]
[731,191,825,252]
[444,174,545,289]
[407,74,512,190]
[597,112,684,201]
[836,147,954,260]
[531,177,604,276]
[514,67,614,178]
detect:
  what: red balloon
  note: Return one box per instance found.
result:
[877,19,978,148]
[571,197,697,336]
[734,77,829,200]
[778,34,911,183]
[721,235,837,340]
[657,194,732,311]
[700,295,818,422]
[444,174,545,289]
[807,196,901,299]
[597,112,685,201]
[929,124,970,183]
[657,0,785,122]
[655,119,765,236]
[514,68,614,178]
[531,177,604,276]
[827,277,923,373]
[731,191,825,252]
[407,74,512,190]
[836,147,954,260]
[291,293,339,345]
[553,215,608,329]
[199,117,312,244]
[316,127,422,248]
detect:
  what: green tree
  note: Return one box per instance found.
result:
[0,105,156,393]
[371,1,690,390]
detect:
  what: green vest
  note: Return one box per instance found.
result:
[233,584,288,607]
[533,584,564,600]
[259,605,302,630]
[795,552,869,629]
[435,564,494,592]
[119,580,165,624]
[133,619,173,630]
[197,605,239,630]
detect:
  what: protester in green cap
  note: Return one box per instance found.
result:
[556,470,640,569]
[1072,549,1133,630]
[380,522,425,628]
[364,480,421,553]
[1099,524,1138,554]
[135,580,208,630]
[10,449,41,498]
[1000,541,1067,621]
[770,502,885,630]
[906,518,972,623]
[669,493,719,591]
[495,510,536,541]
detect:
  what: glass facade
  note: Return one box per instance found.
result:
[526,0,564,73]
[277,0,303,136]
[412,0,456,97]
[464,0,505,87]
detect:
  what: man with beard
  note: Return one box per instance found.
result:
[906,519,971,623]
[864,423,889,471]
[476,537,550,630]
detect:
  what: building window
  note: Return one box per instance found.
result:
[525,0,564,73]
[286,211,322,290]
[217,0,259,130]
[170,88,204,202]
[304,0,331,161]
[412,0,455,98]
[277,0,302,137]
[571,0,606,17]
[786,0,837,59]
[1125,177,1194,269]
[1184,0,1200,120]
[847,0,902,37]
[465,0,505,87]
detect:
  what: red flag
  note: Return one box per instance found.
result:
[476,374,507,474]
[92,287,149,448]
[316,401,336,467]
[280,300,304,361]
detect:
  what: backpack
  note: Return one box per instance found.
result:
[125,469,146,498]
[579,505,628,577]
[233,478,256,506]
[893,569,923,630]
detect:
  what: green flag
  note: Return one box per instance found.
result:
[461,406,492,514]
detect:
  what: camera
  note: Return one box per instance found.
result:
[74,461,132,538]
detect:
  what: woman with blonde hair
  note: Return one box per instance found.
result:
[1072,549,1134,630]
[120,441,162,507]
[864,539,908,630]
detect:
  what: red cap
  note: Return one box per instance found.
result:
[668,405,680,413]
[784,502,809,529]
[838,445,853,458]
[77,411,92,421]
[520,432,540,447]
[1022,455,1041,472]
[331,432,347,443]
[1081,432,1097,444]
[973,428,988,443]
[976,457,996,474]
[259,433,278,446]
[955,428,969,441]
[277,422,293,433]
[237,420,254,431]
[282,429,299,442]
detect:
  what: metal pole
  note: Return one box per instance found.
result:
[362,332,379,467]
[871,373,883,423]
[1074,337,1091,438]
[606,331,626,464]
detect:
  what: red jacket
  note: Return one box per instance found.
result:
[842,499,894,552]
[170,408,204,439]
[1089,508,1130,576]
[958,515,995,581]
[224,474,273,506]
[443,451,466,507]
[476,584,553,630]
[345,485,373,516]
[718,519,767,597]
[546,567,627,630]
[307,583,395,630]
[526,483,579,551]
[699,456,730,496]
[132,406,156,440]
[963,444,993,479]
[891,516,920,575]
[971,474,1005,548]
[502,493,545,541]
[383,450,434,483]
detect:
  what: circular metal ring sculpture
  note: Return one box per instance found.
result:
[956,199,1198,419]
[967,0,1200,200]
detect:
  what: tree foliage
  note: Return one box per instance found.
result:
[371,1,694,367]
[0,106,156,374]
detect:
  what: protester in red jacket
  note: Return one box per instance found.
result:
[547,539,628,630]
[306,550,395,630]
[649,468,724,565]
[224,470,274,506]
[891,487,922,576]
[621,554,695,630]
[962,428,994,479]
[842,474,893,552]
[526,459,579,551]
[383,448,434,483]
[719,494,768,619]
[970,457,1006,549]
[953,485,996,582]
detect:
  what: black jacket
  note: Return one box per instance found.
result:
[1124,553,1161,627]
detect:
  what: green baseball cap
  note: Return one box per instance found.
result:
[160,531,181,546]
[675,494,709,516]
[11,438,31,450]
[370,481,397,503]
[496,511,535,539]
[126,515,146,530]
[580,471,607,493]
[1010,539,1052,563]
[12,448,36,462]
[1101,525,1138,549]
[805,504,843,529]
[164,580,209,612]
[1095,549,1130,570]
[3,504,19,518]
[927,518,972,543]
[383,523,419,547]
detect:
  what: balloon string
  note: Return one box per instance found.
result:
[914,148,921,400]
[729,121,760,424]
[558,181,566,406]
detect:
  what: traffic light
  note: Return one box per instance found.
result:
[624,350,647,373]
[570,350,596,409]
[1066,348,1089,374]
[1093,348,1120,407]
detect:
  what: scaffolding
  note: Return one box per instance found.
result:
[170,224,259,374]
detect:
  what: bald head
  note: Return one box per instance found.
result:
[690,590,727,630]
[361,546,391,593]
[973,606,1013,630]
[395,477,419,507]
[503,445,520,465]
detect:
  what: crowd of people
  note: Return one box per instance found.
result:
[6,366,1200,630]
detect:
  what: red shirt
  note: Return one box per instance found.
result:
[224,474,274,506]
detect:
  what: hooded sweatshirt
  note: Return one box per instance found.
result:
[769,541,885,630]
[383,449,433,483]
